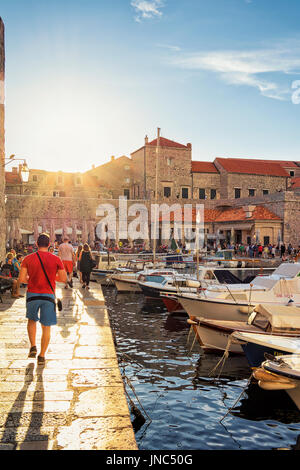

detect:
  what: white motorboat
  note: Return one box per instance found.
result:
[254,355,300,411]
[112,269,178,293]
[138,266,244,301]
[188,303,300,355]
[176,263,300,322]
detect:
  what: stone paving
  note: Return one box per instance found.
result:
[0,281,138,450]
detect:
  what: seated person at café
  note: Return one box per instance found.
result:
[1,253,22,298]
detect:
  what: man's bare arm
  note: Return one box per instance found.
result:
[57,269,67,283]
[19,266,28,284]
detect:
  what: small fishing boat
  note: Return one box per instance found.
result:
[254,355,300,411]
[188,304,300,357]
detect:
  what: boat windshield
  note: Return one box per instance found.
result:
[145,275,166,284]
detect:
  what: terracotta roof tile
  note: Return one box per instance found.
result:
[192,161,218,173]
[215,158,289,177]
[148,137,188,149]
[214,206,281,222]
[242,159,300,169]
[160,206,281,223]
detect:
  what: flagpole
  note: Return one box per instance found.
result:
[153,127,160,265]
[196,210,200,281]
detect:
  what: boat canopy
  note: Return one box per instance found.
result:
[252,304,300,329]
[270,263,300,278]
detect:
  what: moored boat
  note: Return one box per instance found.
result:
[254,355,300,411]
[188,303,300,357]
[112,269,178,293]
[176,263,300,322]
[233,331,300,368]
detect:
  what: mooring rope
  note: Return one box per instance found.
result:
[219,372,254,423]
[123,374,152,422]
[209,336,234,378]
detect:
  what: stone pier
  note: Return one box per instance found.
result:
[0,281,137,450]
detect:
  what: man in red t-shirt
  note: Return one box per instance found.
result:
[19,233,67,364]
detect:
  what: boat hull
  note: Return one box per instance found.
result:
[114,279,142,293]
[241,342,291,368]
[286,386,300,410]
[196,324,244,354]
[90,269,114,285]
[179,295,253,322]
[161,297,186,314]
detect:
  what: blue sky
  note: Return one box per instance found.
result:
[1,0,300,172]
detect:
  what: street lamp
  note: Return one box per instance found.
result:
[4,154,30,183]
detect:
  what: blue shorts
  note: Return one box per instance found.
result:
[26,293,57,326]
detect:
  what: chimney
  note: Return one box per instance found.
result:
[12,167,18,175]
[111,156,115,162]
[157,127,161,146]
[187,143,192,149]
[243,205,256,218]
[92,164,95,169]
[145,135,148,145]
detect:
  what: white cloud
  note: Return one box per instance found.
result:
[171,44,300,100]
[131,0,164,22]
[156,43,181,52]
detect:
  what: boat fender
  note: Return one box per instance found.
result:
[254,367,297,390]
[258,380,297,391]
[187,319,198,325]
[238,306,254,314]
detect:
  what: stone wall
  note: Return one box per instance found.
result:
[226,173,289,199]
[0,19,5,260]
[192,172,221,200]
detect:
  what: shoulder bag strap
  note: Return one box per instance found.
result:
[36,252,55,296]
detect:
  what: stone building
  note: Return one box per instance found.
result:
[85,155,132,199]
[3,129,300,249]
[0,18,5,259]
[130,134,193,200]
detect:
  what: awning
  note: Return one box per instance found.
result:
[21,229,33,235]
[55,227,82,235]
[218,224,253,231]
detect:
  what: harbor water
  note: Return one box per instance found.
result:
[103,286,300,450]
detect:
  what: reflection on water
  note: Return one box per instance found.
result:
[103,286,300,450]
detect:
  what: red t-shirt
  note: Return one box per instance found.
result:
[21,251,64,294]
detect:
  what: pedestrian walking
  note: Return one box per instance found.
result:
[79,243,95,289]
[58,237,76,288]
[75,244,83,283]
[271,245,276,258]
[19,233,67,364]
